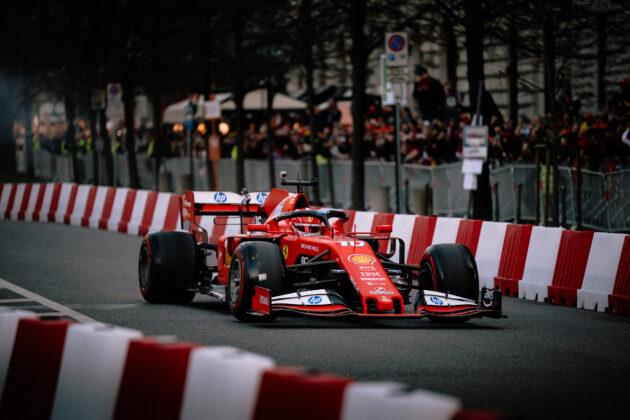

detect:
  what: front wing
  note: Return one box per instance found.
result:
[250,287,503,320]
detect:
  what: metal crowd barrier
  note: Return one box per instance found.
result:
[489,164,630,232]
[24,151,629,231]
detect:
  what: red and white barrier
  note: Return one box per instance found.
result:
[180,346,275,420]
[340,382,461,420]
[432,217,461,245]
[494,224,532,297]
[253,367,352,420]
[577,233,627,312]
[51,323,142,420]
[547,230,595,306]
[607,236,630,315]
[475,222,508,289]
[0,317,75,419]
[0,309,37,399]
[518,227,563,302]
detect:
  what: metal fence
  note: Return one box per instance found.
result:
[489,164,630,232]
[26,151,629,231]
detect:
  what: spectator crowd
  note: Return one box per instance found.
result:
[17,69,630,174]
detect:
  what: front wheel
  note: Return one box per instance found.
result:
[415,243,479,322]
[227,241,284,321]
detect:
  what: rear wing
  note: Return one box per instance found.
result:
[181,190,269,239]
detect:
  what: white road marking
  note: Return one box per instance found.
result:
[0,298,32,303]
[0,278,96,323]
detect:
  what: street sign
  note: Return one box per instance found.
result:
[385,32,408,67]
[204,100,221,120]
[462,125,489,159]
[380,55,407,106]
[106,83,124,121]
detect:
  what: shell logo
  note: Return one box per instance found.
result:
[348,254,375,265]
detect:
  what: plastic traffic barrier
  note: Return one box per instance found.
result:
[65,184,93,225]
[0,318,74,420]
[50,323,143,420]
[608,235,630,315]
[577,233,627,312]
[340,382,461,420]
[179,346,275,420]
[113,337,199,420]
[494,224,533,295]
[0,309,37,399]
[432,217,461,245]
[517,227,563,302]
[406,216,437,265]
[475,222,508,289]
[7,183,31,221]
[371,213,395,253]
[391,214,418,263]
[252,367,353,420]
[547,230,594,306]
[455,219,483,256]
[0,183,17,220]
[49,183,76,224]
[30,183,54,222]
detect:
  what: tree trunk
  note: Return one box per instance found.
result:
[234,82,245,192]
[464,0,491,220]
[122,78,140,189]
[65,94,80,183]
[349,0,367,211]
[543,13,559,226]
[597,14,607,111]
[464,0,485,115]
[23,77,34,179]
[0,74,16,173]
[99,108,114,186]
[444,14,458,85]
[508,24,519,124]
[151,84,162,191]
[266,79,276,190]
[88,107,99,185]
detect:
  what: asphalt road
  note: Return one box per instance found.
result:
[1,220,629,419]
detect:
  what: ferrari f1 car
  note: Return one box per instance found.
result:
[138,172,502,323]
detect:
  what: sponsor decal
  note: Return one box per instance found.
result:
[307,296,323,305]
[213,192,227,203]
[429,296,445,306]
[282,245,289,260]
[358,265,376,271]
[258,273,267,281]
[348,254,375,265]
[369,287,394,295]
[299,255,310,264]
[301,243,320,252]
[256,192,268,203]
[360,272,383,277]
[482,289,494,307]
[338,241,364,247]
[361,277,388,282]
[381,296,391,302]
[183,199,192,208]
[259,295,269,305]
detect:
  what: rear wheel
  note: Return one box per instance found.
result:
[139,232,197,303]
[416,244,479,322]
[227,241,284,321]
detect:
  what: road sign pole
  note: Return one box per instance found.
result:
[395,103,402,214]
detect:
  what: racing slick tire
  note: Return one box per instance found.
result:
[227,241,284,321]
[416,243,479,322]
[139,231,197,304]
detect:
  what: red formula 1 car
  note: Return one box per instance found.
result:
[138,173,502,323]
